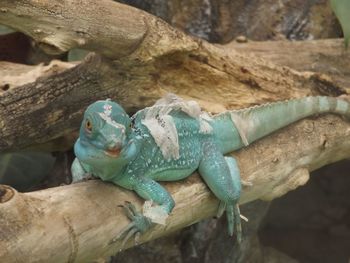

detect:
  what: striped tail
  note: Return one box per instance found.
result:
[213,96,350,154]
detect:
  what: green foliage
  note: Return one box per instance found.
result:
[0,152,55,191]
[331,0,350,48]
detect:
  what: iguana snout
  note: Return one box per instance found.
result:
[104,142,123,158]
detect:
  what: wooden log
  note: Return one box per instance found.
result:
[0,114,349,262]
[0,60,74,90]
[228,39,350,89]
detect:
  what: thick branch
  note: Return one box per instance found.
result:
[0,0,146,58]
[0,0,195,60]
[0,60,74,90]
[1,114,350,262]
[228,39,350,89]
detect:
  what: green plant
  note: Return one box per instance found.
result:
[331,0,350,48]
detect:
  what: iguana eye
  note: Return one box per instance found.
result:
[85,119,93,133]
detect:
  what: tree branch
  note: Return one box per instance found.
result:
[0,114,349,262]
[228,38,350,90]
[0,60,74,90]
[0,0,197,60]
[0,0,147,58]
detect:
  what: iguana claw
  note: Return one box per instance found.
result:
[109,201,152,248]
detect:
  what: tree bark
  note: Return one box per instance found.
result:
[228,39,350,89]
[1,114,349,262]
[0,60,74,90]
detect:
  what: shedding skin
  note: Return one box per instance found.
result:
[72,95,350,246]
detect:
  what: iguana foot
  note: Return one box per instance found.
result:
[224,202,244,243]
[109,201,152,248]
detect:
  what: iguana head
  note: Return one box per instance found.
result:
[74,99,132,165]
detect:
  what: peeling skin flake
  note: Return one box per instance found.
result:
[142,115,179,160]
[143,200,168,225]
[230,112,250,146]
[99,112,126,132]
[141,93,213,160]
[103,103,112,117]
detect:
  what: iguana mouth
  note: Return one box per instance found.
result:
[104,148,121,158]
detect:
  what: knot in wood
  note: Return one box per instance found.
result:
[0,185,15,203]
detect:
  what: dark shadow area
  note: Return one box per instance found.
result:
[259,159,350,263]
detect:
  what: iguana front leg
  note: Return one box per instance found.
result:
[110,175,175,245]
[71,158,95,183]
[198,141,242,242]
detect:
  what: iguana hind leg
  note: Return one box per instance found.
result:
[198,142,242,242]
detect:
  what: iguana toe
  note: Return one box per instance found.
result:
[226,202,242,243]
[109,201,152,248]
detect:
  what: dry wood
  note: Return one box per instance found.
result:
[0,60,75,91]
[0,0,348,151]
[227,38,350,89]
[1,114,349,262]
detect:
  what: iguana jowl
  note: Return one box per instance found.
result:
[71,94,350,244]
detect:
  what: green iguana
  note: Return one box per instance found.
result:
[71,94,350,245]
